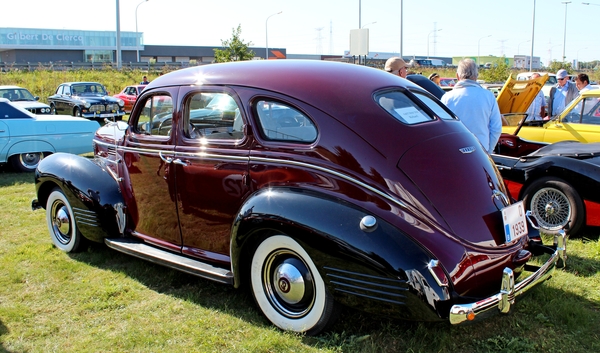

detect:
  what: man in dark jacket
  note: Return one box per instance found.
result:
[547,69,578,117]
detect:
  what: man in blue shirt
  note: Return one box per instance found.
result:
[547,69,578,117]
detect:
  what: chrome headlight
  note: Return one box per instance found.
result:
[83,101,91,109]
[117,99,125,107]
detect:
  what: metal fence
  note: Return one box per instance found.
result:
[0,61,205,72]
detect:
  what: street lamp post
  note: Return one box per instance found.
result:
[518,39,531,68]
[518,40,531,55]
[265,11,282,60]
[427,29,442,59]
[478,35,491,67]
[361,21,376,28]
[577,47,587,69]
[562,1,571,62]
[135,0,149,63]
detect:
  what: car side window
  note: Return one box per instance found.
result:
[579,97,600,125]
[255,100,317,143]
[184,92,243,140]
[375,90,434,125]
[63,86,71,95]
[135,95,174,137]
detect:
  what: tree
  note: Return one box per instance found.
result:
[213,25,255,63]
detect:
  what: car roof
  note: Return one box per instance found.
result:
[0,85,24,89]
[144,60,425,117]
[60,82,104,85]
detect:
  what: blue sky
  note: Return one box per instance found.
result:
[2,0,598,65]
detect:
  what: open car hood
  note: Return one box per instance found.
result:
[496,74,548,116]
[397,131,510,248]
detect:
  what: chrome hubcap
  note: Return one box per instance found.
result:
[263,251,315,318]
[52,204,72,244]
[532,188,570,230]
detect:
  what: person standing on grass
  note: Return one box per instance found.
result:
[441,58,502,154]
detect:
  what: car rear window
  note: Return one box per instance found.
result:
[375,90,449,124]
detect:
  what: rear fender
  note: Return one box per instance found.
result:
[34,152,125,243]
[8,140,55,157]
[230,187,451,321]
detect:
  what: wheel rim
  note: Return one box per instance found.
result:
[531,187,571,230]
[19,153,43,169]
[50,200,73,245]
[263,250,315,319]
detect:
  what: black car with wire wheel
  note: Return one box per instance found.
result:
[493,139,600,236]
[47,82,125,121]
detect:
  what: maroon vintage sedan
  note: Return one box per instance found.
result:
[32,60,562,335]
[112,84,146,113]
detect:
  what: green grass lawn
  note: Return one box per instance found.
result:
[0,168,599,353]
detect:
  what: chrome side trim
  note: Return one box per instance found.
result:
[93,140,408,209]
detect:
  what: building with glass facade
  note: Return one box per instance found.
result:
[0,27,286,64]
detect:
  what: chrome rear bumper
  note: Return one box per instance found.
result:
[449,232,566,325]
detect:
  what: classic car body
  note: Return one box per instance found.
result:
[113,85,146,113]
[501,89,600,144]
[0,98,99,172]
[48,82,125,121]
[0,85,52,114]
[32,60,561,334]
[494,140,600,236]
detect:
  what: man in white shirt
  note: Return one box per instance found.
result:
[575,73,592,93]
[525,73,547,121]
[441,58,502,154]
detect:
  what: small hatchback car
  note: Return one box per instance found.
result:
[32,60,562,334]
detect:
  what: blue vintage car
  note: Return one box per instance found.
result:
[0,98,100,172]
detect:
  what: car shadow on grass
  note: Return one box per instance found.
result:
[65,240,600,353]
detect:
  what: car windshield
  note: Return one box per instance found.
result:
[0,88,36,101]
[72,84,106,96]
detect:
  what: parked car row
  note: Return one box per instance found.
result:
[30,60,563,335]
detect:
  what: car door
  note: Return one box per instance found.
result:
[119,90,182,250]
[0,120,9,163]
[171,88,250,264]
[541,96,600,143]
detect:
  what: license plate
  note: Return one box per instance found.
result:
[502,201,528,242]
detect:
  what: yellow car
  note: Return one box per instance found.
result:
[499,78,600,143]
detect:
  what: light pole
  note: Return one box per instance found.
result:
[562,1,571,62]
[116,0,121,69]
[361,21,376,28]
[582,2,600,6]
[529,0,536,71]
[577,47,587,69]
[478,35,491,67]
[518,40,531,55]
[135,0,149,63]
[427,29,442,59]
[265,11,282,60]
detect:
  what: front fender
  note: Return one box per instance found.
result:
[34,152,125,243]
[231,187,451,321]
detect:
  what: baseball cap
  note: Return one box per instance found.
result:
[384,57,410,72]
[556,69,569,79]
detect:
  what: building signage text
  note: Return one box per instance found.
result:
[6,32,83,43]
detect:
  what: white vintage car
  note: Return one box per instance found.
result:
[0,98,100,172]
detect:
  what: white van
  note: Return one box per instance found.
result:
[516,72,557,99]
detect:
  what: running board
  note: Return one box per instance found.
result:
[105,238,234,285]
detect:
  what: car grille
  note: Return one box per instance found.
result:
[89,104,120,113]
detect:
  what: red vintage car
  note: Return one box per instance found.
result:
[32,60,562,335]
[113,84,146,113]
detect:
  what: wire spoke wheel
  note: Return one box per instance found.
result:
[531,187,570,230]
